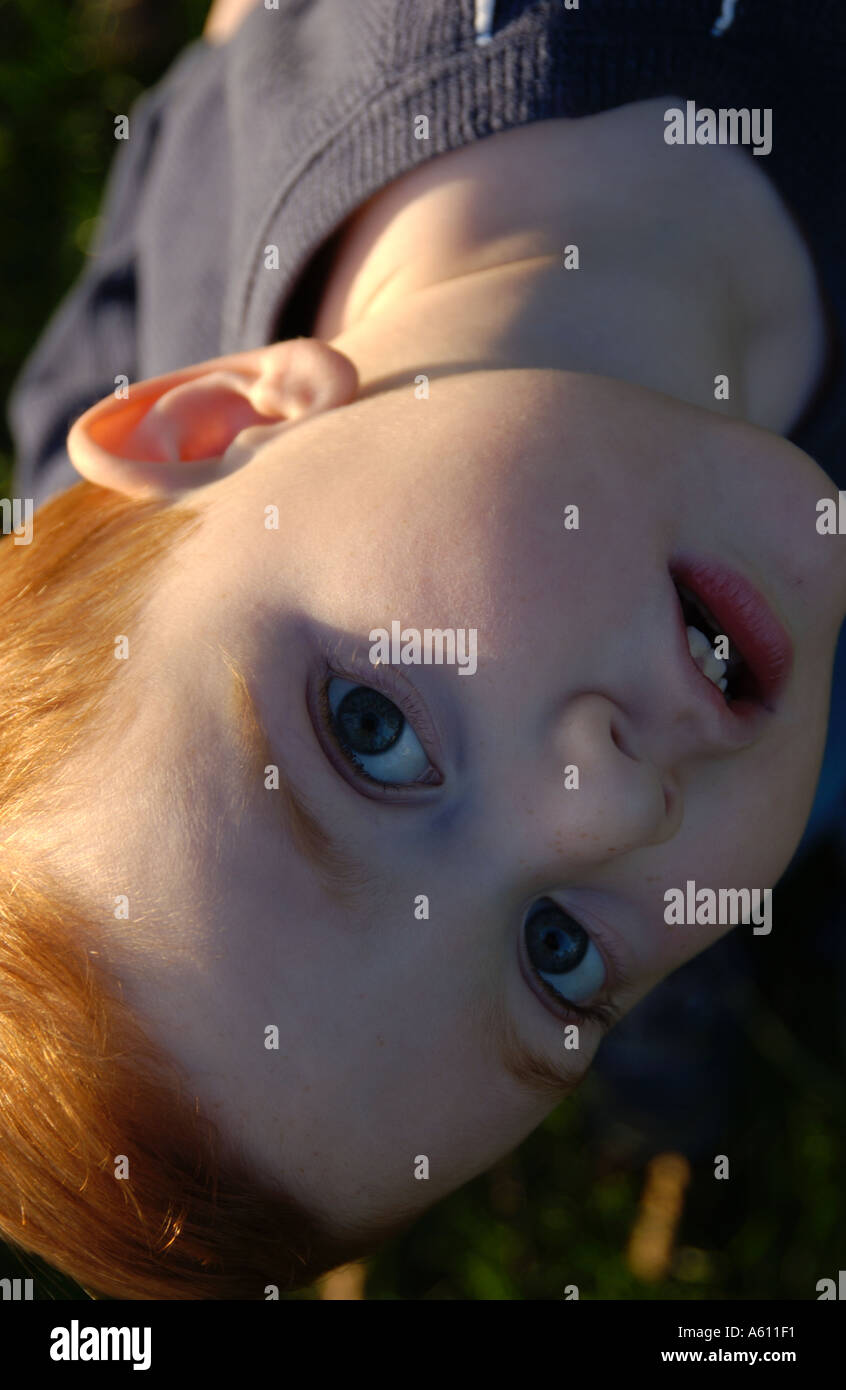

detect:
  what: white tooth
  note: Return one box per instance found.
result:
[686,625,711,658]
[686,625,728,691]
[701,650,727,680]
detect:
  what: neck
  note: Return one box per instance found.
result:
[326,251,750,421]
[313,103,824,436]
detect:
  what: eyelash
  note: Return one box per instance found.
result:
[579,1001,618,1029]
[532,973,620,1032]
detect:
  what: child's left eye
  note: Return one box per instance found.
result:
[319,676,437,788]
[524,899,606,1004]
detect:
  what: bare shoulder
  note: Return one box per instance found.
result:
[203,0,263,44]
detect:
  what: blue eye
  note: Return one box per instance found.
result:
[322,676,433,787]
[524,898,606,1005]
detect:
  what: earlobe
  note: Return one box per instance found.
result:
[65,338,358,499]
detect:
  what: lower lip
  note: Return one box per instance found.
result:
[670,555,794,707]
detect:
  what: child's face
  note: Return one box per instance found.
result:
[91,367,845,1238]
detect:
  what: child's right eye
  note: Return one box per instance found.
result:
[316,675,442,795]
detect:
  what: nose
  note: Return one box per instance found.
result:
[539,693,682,866]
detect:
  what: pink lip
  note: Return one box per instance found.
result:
[670,555,794,709]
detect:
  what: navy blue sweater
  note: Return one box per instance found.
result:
[8,0,846,506]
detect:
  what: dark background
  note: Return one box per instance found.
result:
[1,0,844,1301]
[0,0,209,496]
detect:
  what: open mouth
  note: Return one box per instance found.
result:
[674,580,752,702]
[670,557,793,714]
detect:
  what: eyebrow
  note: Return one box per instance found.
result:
[218,644,593,1099]
[470,975,592,1101]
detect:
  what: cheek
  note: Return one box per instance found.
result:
[737,733,828,877]
[676,723,825,881]
[628,891,748,1005]
[628,760,815,988]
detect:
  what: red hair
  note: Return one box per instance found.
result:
[0,481,389,1298]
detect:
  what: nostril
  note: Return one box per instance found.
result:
[610,722,629,756]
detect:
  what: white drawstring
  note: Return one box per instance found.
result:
[475,0,496,46]
[711,0,738,37]
[476,1,734,49]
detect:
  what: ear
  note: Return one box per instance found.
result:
[65,339,358,498]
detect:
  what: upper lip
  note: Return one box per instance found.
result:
[669,555,794,736]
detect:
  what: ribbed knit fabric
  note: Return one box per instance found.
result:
[8,0,846,508]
